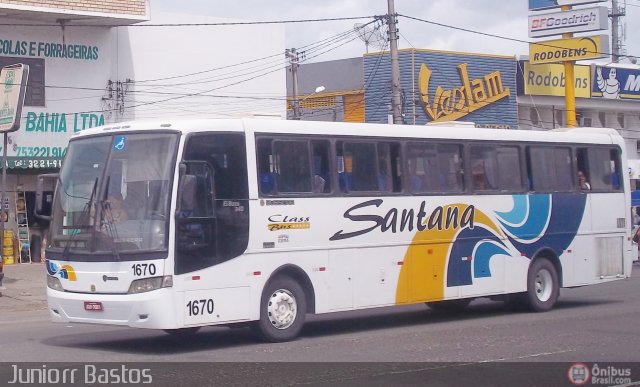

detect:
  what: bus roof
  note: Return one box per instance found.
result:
[72,118,623,147]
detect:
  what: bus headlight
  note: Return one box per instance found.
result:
[128,275,173,294]
[47,276,64,292]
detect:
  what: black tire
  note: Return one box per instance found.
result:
[257,276,306,342]
[526,258,559,312]
[163,327,201,337]
[426,298,472,311]
[503,292,527,312]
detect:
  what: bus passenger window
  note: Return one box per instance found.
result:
[470,146,495,191]
[577,147,623,191]
[527,147,573,192]
[273,140,312,193]
[470,145,522,192]
[312,140,331,194]
[257,138,276,194]
[338,141,379,192]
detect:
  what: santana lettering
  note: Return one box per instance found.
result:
[330,200,475,241]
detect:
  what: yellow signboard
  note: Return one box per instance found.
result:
[523,62,591,98]
[529,35,609,64]
[418,63,510,123]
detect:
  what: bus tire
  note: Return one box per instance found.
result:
[526,258,559,312]
[257,276,306,342]
[503,293,526,311]
[163,327,201,337]
[426,298,471,311]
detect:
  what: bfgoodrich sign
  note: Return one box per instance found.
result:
[528,7,608,38]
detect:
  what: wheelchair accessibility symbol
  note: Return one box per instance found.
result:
[114,136,126,151]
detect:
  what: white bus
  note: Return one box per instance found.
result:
[38,118,633,342]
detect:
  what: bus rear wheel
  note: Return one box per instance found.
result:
[526,258,559,312]
[257,276,306,342]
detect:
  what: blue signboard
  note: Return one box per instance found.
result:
[114,136,126,151]
[364,49,518,128]
[592,66,640,100]
[529,0,606,11]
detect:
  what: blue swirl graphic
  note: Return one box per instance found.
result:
[496,194,551,241]
[474,241,510,278]
[505,193,586,258]
[46,260,59,276]
[447,227,505,287]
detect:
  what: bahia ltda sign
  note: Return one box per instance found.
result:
[0,64,29,133]
[529,0,607,11]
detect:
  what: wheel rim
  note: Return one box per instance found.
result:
[535,269,553,302]
[267,288,297,330]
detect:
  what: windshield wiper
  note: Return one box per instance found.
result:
[62,177,98,260]
[99,176,121,261]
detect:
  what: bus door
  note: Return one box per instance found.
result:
[174,133,251,324]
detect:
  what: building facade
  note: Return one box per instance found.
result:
[285,57,364,122]
[517,60,640,160]
[364,49,518,128]
[0,1,285,260]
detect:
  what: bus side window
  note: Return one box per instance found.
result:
[527,146,573,192]
[312,140,331,194]
[257,138,276,195]
[273,140,313,193]
[578,147,623,191]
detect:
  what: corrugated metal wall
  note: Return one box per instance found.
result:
[364,49,518,128]
[343,93,365,123]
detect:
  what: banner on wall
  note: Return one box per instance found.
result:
[518,61,591,98]
[364,49,518,128]
[592,65,640,100]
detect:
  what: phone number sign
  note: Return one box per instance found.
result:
[7,157,62,169]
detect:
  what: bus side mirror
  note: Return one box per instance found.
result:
[35,173,58,221]
[178,175,197,215]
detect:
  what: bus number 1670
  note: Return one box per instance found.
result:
[186,299,215,316]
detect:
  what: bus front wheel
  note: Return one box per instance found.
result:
[257,276,306,342]
[526,258,559,312]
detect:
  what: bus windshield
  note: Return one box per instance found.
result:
[48,132,179,259]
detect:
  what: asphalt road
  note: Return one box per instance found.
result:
[1,265,639,385]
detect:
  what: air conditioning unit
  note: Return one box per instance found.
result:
[580,116,593,127]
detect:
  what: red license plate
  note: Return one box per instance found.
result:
[84,301,103,311]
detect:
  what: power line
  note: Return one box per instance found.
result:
[133,22,373,84]
[12,24,363,119]
[0,15,379,28]
[398,13,639,60]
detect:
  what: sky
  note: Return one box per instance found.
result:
[152,0,640,65]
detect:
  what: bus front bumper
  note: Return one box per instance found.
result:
[47,287,179,329]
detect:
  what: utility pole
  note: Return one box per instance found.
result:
[387,0,403,124]
[611,0,626,62]
[286,48,302,120]
[561,4,577,128]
